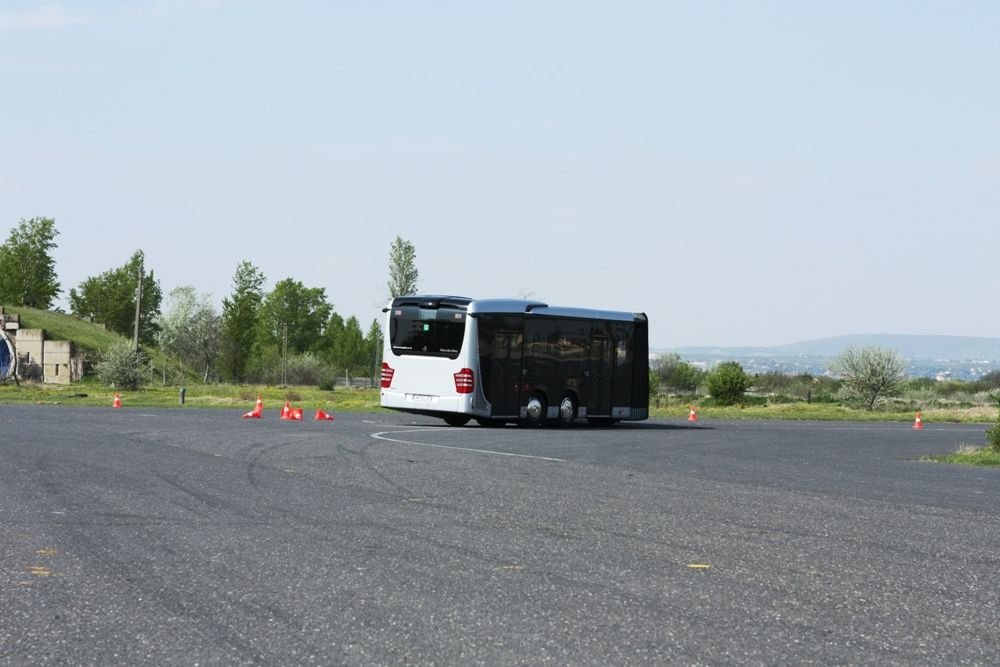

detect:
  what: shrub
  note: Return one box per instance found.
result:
[987,393,1000,454]
[905,377,936,392]
[706,361,750,406]
[979,370,1000,391]
[96,340,148,390]
[656,353,704,392]
[283,353,326,386]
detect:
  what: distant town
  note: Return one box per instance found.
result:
[660,354,998,382]
[658,333,1000,382]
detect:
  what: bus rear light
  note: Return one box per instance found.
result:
[380,362,395,388]
[454,368,474,394]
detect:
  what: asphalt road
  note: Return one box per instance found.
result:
[2,405,999,666]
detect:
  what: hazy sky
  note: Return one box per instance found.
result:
[2,1,997,348]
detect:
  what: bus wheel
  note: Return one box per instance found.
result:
[524,394,547,427]
[557,395,577,426]
[443,415,471,426]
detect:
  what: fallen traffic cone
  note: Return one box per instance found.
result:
[290,407,304,421]
[913,411,924,430]
[314,408,335,421]
[113,393,122,409]
[243,394,264,419]
[687,405,698,422]
[280,401,292,420]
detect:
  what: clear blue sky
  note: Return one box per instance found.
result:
[2,1,997,348]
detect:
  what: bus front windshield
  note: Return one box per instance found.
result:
[389,307,467,360]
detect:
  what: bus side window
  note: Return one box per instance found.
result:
[616,328,629,364]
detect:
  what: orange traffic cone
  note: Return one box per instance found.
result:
[243,395,264,419]
[290,407,304,421]
[314,408,335,421]
[113,393,122,409]
[687,405,698,422]
[280,401,292,420]
[913,412,924,430]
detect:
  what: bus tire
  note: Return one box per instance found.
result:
[443,415,471,426]
[557,394,578,426]
[524,394,547,427]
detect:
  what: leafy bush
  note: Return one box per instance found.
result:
[905,377,936,392]
[706,361,750,406]
[987,393,1000,454]
[978,371,1000,391]
[283,353,327,386]
[656,353,704,392]
[96,340,148,390]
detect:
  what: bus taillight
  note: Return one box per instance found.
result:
[380,362,395,388]
[453,368,474,394]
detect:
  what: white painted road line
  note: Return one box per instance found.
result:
[370,429,566,462]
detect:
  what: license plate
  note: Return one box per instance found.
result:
[407,393,434,403]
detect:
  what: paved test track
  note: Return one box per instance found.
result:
[1,404,999,665]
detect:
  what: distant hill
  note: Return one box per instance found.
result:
[665,334,1000,362]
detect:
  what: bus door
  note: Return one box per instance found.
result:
[586,333,613,416]
[489,330,523,417]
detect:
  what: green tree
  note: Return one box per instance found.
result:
[337,316,366,374]
[321,312,346,368]
[706,361,750,406]
[320,313,367,378]
[0,217,61,309]
[220,261,266,383]
[69,250,162,346]
[255,278,332,355]
[387,235,418,298]
[364,318,383,381]
[828,346,906,410]
[156,286,221,382]
[656,353,703,392]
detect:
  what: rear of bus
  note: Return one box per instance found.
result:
[380,296,477,421]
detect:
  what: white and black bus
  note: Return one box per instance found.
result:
[380,295,649,427]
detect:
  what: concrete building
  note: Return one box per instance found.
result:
[0,307,83,384]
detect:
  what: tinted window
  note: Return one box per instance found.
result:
[389,306,467,359]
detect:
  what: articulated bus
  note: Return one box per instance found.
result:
[380,295,649,427]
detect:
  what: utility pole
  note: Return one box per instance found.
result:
[132,262,143,352]
[281,323,288,386]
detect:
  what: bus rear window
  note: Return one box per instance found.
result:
[389,307,466,359]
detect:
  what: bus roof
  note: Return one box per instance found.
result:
[386,295,645,323]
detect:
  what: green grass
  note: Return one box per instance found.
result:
[923,445,1000,467]
[649,401,993,424]
[4,304,180,378]
[4,381,995,424]
[0,381,382,413]
[6,305,122,353]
